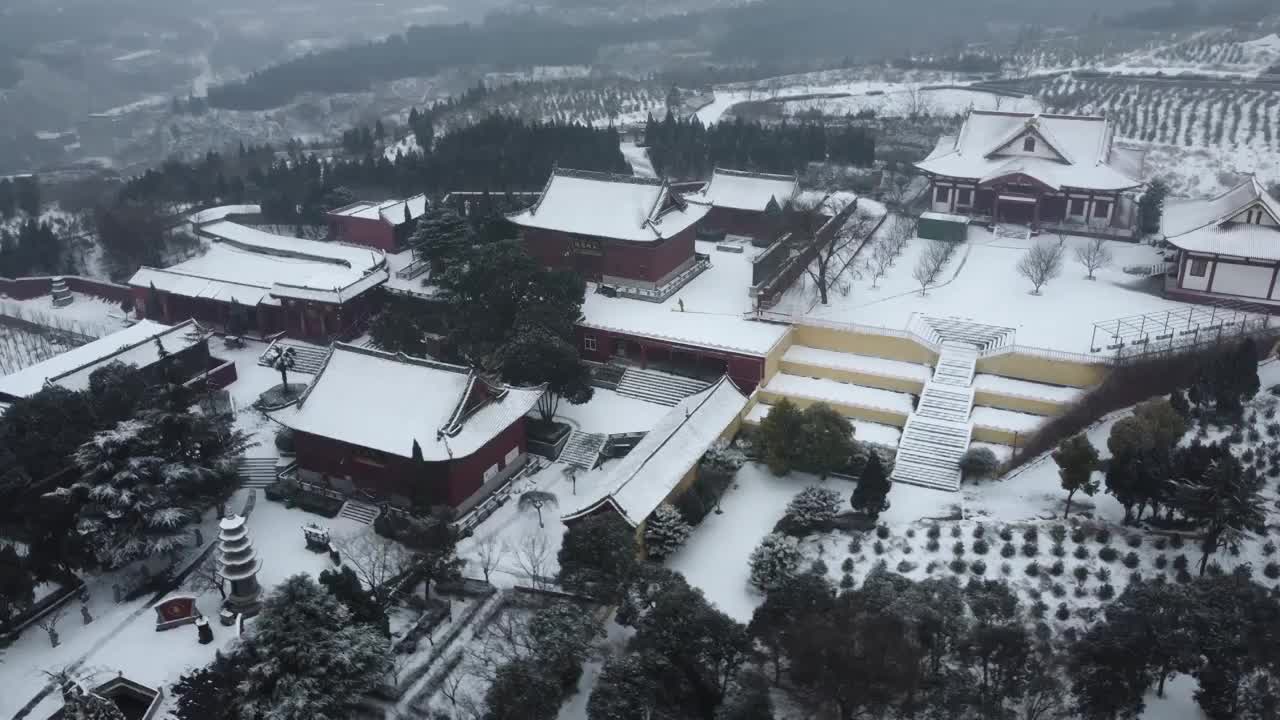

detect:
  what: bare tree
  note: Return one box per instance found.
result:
[474,537,506,583]
[517,490,558,529]
[912,240,955,295]
[35,605,68,647]
[867,241,895,288]
[509,531,551,589]
[1016,241,1066,295]
[901,84,934,118]
[185,553,226,600]
[332,528,416,609]
[797,196,879,305]
[1073,236,1114,280]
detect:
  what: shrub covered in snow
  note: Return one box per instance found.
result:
[782,485,843,534]
[971,559,987,575]
[959,446,1000,482]
[749,533,803,592]
[643,503,692,560]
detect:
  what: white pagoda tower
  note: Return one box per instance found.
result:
[217,514,263,616]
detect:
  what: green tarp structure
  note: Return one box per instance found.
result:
[918,212,970,243]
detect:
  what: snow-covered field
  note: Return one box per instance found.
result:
[776,223,1191,355]
[669,360,1280,719]
[780,87,1043,119]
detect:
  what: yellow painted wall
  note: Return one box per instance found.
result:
[755,389,910,427]
[975,352,1108,388]
[792,324,940,366]
[971,424,1024,446]
[972,391,1066,416]
[761,327,795,384]
[779,359,926,394]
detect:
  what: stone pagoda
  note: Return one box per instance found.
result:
[50,277,73,307]
[217,514,263,617]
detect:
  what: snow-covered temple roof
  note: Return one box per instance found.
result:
[561,376,748,527]
[507,168,710,243]
[1163,177,1280,260]
[916,111,1143,191]
[279,344,543,461]
[129,222,388,306]
[686,168,799,212]
[329,194,430,226]
[0,319,206,400]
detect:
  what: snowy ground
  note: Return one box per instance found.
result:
[776,223,1193,355]
[0,294,131,340]
[670,360,1280,719]
[619,141,655,179]
[781,87,1043,119]
[1141,141,1280,198]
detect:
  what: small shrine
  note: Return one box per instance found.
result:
[217,514,263,617]
[50,277,74,307]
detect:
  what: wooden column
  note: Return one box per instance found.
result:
[1206,254,1220,294]
[993,194,1001,225]
[1033,196,1041,230]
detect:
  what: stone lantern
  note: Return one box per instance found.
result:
[218,514,263,617]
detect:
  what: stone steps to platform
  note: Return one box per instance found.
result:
[559,430,608,470]
[236,457,280,488]
[339,500,381,525]
[257,341,329,375]
[614,367,711,407]
[892,341,982,492]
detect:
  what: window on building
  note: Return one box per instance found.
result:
[934,186,950,204]
[583,336,597,351]
[1093,200,1111,219]
[504,447,519,466]
[956,188,972,206]
[1023,136,1037,152]
[1070,198,1087,216]
[483,464,499,482]
[1189,258,1209,277]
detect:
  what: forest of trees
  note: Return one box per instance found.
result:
[120,115,629,226]
[644,112,876,179]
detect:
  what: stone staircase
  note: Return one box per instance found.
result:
[257,341,329,375]
[236,457,280,489]
[338,499,381,525]
[559,430,608,470]
[891,342,980,492]
[614,367,710,406]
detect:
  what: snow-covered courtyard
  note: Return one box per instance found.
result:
[777,223,1192,355]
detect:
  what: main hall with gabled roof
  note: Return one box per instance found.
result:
[916,110,1146,238]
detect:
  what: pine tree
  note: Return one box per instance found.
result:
[56,679,127,720]
[1139,178,1169,236]
[558,513,638,602]
[238,575,389,719]
[643,503,692,560]
[800,403,855,479]
[1170,455,1266,575]
[785,486,843,532]
[749,533,802,592]
[171,652,244,720]
[758,399,805,475]
[1053,434,1100,517]
[850,452,891,521]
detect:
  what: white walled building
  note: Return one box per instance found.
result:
[1164,178,1280,305]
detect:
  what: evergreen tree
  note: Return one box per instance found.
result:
[485,659,562,720]
[1053,434,1100,517]
[0,544,34,625]
[799,403,855,479]
[558,513,638,602]
[501,322,593,422]
[749,532,803,592]
[319,566,391,636]
[409,206,471,272]
[850,452,891,521]
[238,575,390,719]
[758,399,804,475]
[587,653,656,719]
[643,503,692,560]
[958,446,999,482]
[784,486,843,533]
[171,652,245,720]
[1169,454,1266,575]
[1138,178,1169,236]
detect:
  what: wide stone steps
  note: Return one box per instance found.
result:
[891,416,973,491]
[916,382,975,423]
[892,341,980,492]
[237,457,280,488]
[339,500,380,525]
[559,430,608,470]
[257,341,329,375]
[614,367,710,407]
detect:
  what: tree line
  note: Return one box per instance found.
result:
[120,115,628,227]
[644,112,876,180]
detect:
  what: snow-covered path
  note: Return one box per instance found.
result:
[619,141,656,178]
